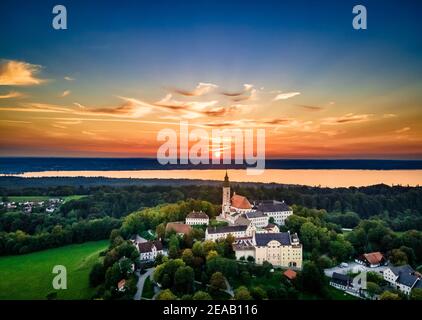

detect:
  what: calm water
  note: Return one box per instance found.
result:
[4,169,422,187]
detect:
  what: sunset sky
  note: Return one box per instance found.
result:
[0,0,421,159]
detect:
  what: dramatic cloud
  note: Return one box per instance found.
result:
[91,96,153,117]
[0,60,45,85]
[395,127,410,134]
[60,90,71,97]
[0,91,23,99]
[156,94,218,111]
[297,105,324,111]
[273,92,301,101]
[222,84,257,102]
[173,82,218,96]
[202,118,300,128]
[1,96,154,118]
[321,113,373,125]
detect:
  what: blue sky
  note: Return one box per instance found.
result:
[0,0,421,158]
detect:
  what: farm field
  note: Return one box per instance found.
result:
[0,240,108,300]
[6,195,86,203]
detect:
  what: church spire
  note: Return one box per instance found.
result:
[223,170,230,187]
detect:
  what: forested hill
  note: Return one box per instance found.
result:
[1,178,421,231]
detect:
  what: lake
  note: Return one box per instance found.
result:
[4,169,422,188]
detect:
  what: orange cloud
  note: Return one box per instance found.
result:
[172,82,218,96]
[395,127,410,134]
[0,91,24,99]
[0,60,45,85]
[296,105,324,111]
[321,113,373,125]
[273,92,301,101]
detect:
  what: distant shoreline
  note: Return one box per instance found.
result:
[1,158,422,174]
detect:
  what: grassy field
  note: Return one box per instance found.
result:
[326,286,360,300]
[6,195,86,203]
[141,277,155,299]
[7,195,50,202]
[0,240,108,300]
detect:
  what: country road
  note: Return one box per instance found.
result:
[134,267,155,300]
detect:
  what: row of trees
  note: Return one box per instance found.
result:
[2,182,422,229]
[0,217,121,255]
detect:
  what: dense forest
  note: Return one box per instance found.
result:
[1,181,422,256]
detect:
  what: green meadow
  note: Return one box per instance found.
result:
[0,240,108,300]
[6,195,86,203]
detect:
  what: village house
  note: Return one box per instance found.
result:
[283,269,297,281]
[117,279,127,292]
[355,252,387,268]
[165,222,192,237]
[383,264,422,295]
[137,240,164,261]
[185,211,209,225]
[330,272,353,291]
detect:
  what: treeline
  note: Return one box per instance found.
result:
[3,183,421,230]
[0,217,121,255]
[286,205,422,267]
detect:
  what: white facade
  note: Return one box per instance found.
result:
[383,268,398,285]
[205,225,255,241]
[185,216,209,225]
[245,214,269,228]
[234,233,302,269]
[137,242,164,261]
[383,265,421,295]
[264,210,293,225]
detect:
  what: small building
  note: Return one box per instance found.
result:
[117,279,127,292]
[165,222,192,236]
[330,272,353,291]
[185,211,209,226]
[355,252,386,268]
[130,234,148,245]
[138,240,164,261]
[383,265,422,295]
[232,237,256,260]
[283,269,297,281]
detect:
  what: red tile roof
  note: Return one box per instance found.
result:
[186,211,209,219]
[166,222,192,235]
[231,194,252,209]
[117,279,126,289]
[283,269,297,280]
[363,252,384,265]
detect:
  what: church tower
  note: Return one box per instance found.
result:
[221,170,231,217]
